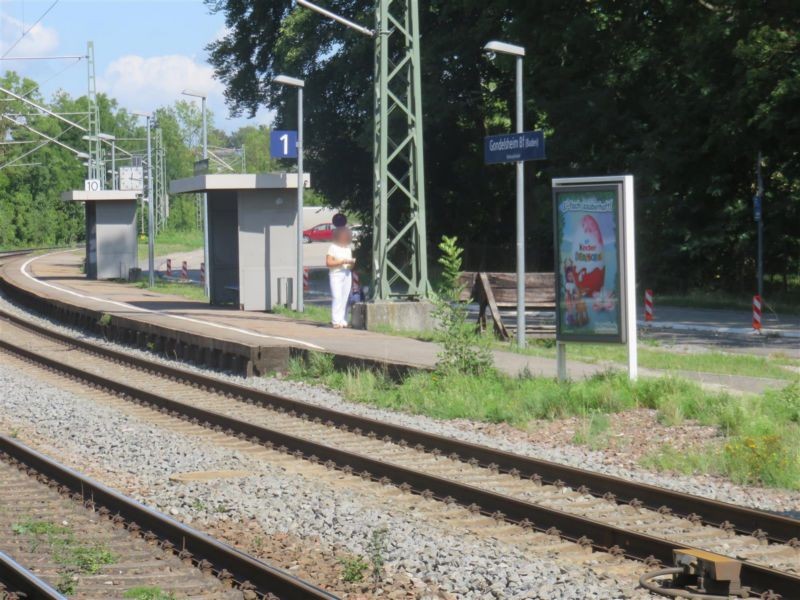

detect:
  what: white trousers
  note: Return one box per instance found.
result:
[329,269,352,326]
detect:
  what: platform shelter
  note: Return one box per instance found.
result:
[169,173,309,311]
[61,190,139,280]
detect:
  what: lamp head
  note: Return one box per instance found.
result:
[483,40,525,58]
[274,75,305,88]
[182,89,207,99]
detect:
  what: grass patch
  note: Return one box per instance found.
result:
[273,303,331,324]
[12,518,116,593]
[124,587,177,600]
[288,352,800,489]
[135,280,207,302]
[60,544,115,575]
[640,444,722,477]
[515,340,799,380]
[339,555,369,583]
[137,229,204,262]
[288,354,718,425]
[12,519,70,538]
[572,411,612,450]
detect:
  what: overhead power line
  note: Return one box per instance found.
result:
[1,0,60,59]
[0,85,87,131]
[0,55,83,60]
[0,114,88,171]
[0,113,87,159]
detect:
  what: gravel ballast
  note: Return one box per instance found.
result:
[0,361,648,599]
[1,290,797,515]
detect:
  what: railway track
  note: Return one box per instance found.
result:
[1,308,799,598]
[0,549,64,599]
[0,433,336,599]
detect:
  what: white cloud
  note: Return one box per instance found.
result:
[99,53,274,132]
[0,13,59,58]
[99,54,224,114]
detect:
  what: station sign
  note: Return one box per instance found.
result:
[484,130,545,165]
[753,194,762,222]
[270,130,298,159]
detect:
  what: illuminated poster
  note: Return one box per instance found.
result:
[553,185,626,342]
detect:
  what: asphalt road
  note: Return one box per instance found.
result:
[637,304,800,335]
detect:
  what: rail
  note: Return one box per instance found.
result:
[0,434,338,600]
[0,550,66,599]
[0,315,798,596]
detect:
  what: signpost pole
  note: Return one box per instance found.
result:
[556,341,566,382]
[145,116,155,288]
[623,175,637,380]
[201,96,210,299]
[481,44,548,349]
[515,54,526,348]
[756,151,763,300]
[273,75,306,312]
[296,85,304,312]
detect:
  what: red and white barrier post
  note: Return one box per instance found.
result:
[200,262,205,284]
[752,295,762,331]
[181,261,188,280]
[644,289,654,322]
[303,267,309,292]
[166,258,172,277]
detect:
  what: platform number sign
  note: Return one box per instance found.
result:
[84,179,101,192]
[270,130,298,159]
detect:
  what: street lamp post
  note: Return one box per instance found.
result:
[274,74,306,313]
[483,40,527,348]
[182,89,210,299]
[135,112,155,288]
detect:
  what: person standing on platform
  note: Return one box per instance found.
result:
[326,226,355,328]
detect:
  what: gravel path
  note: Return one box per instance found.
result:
[1,290,798,516]
[0,361,648,599]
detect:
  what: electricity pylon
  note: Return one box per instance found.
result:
[86,41,102,183]
[372,0,429,299]
[299,0,430,300]
[153,126,168,232]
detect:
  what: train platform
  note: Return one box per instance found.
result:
[0,250,788,394]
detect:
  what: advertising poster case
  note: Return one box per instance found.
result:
[553,184,627,343]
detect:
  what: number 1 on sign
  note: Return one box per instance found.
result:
[270,130,297,159]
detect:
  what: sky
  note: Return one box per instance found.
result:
[0,0,273,132]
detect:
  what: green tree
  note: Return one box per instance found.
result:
[206,0,799,296]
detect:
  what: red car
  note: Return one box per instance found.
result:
[303,222,334,243]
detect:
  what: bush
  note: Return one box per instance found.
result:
[433,235,493,375]
[723,424,800,488]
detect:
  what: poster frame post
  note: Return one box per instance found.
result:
[552,175,637,381]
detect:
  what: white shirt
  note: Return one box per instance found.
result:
[327,243,353,273]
